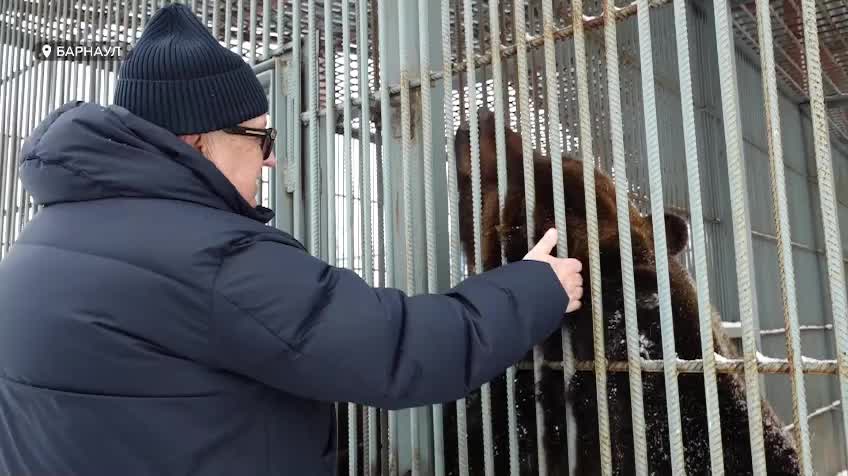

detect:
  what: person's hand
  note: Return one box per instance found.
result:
[523,228,583,313]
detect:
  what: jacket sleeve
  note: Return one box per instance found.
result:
[209,236,569,410]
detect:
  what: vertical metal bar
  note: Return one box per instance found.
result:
[291,0,303,243]
[358,0,376,472]
[671,0,725,473]
[14,0,33,236]
[35,0,48,117]
[130,0,138,45]
[712,0,767,472]
[48,0,59,111]
[261,0,268,59]
[307,0,318,256]
[2,0,19,256]
[224,0,231,47]
[512,1,549,475]
[275,0,281,50]
[249,0,256,64]
[798,0,848,462]
[453,0,471,474]
[86,0,96,103]
[119,0,131,97]
[377,1,394,303]
[378,0,397,469]
[451,0,460,122]
[29,0,52,221]
[108,0,117,102]
[752,0,812,473]
[324,0,335,271]
[459,0,494,475]
[58,0,70,105]
[41,0,53,115]
[434,0,460,476]
[601,0,648,474]
[268,58,277,229]
[486,2,518,474]
[87,0,103,102]
[359,0,373,285]
[102,0,113,106]
[572,0,614,473]
[414,0,443,474]
[397,0,419,474]
[3,0,24,256]
[635,0,687,473]
[0,0,11,253]
[75,0,84,100]
[8,0,23,242]
[210,0,218,40]
[68,0,79,99]
[94,0,103,104]
[18,0,34,226]
[398,0,413,300]
[541,0,564,282]
[440,3,467,474]
[538,5,582,476]
[340,0,357,467]
[342,0,353,272]
[236,0,243,55]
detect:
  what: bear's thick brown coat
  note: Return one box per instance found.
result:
[445,110,801,475]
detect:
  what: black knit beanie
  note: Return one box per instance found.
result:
[114,3,268,135]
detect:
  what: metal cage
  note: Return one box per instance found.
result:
[2,0,848,474]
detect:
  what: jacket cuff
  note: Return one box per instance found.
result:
[475,259,570,341]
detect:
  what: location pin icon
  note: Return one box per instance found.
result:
[41,44,51,59]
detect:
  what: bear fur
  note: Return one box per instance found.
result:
[442,109,802,475]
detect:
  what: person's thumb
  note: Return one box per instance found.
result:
[531,228,558,257]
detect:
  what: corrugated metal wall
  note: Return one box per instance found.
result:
[2,0,848,474]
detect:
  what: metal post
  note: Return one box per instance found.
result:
[602,0,649,474]
[224,0,230,47]
[261,0,268,60]
[236,0,243,55]
[487,2,520,474]
[0,0,10,254]
[752,0,813,472]
[12,0,32,239]
[798,0,848,464]
[249,0,256,64]
[572,0,613,472]
[672,0,725,473]
[377,0,398,471]
[359,0,377,471]
[712,0,768,471]
[291,0,303,243]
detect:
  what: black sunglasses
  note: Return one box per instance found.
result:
[222,125,277,160]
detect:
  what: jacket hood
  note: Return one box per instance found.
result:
[18,100,274,224]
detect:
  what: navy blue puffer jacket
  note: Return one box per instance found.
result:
[0,101,569,475]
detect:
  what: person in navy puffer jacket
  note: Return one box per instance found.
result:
[0,4,583,475]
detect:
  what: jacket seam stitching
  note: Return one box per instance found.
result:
[208,253,226,368]
[210,256,303,359]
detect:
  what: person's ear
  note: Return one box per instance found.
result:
[178,133,203,152]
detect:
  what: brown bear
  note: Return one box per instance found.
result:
[443,109,801,475]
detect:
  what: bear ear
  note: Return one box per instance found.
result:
[646,212,689,257]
